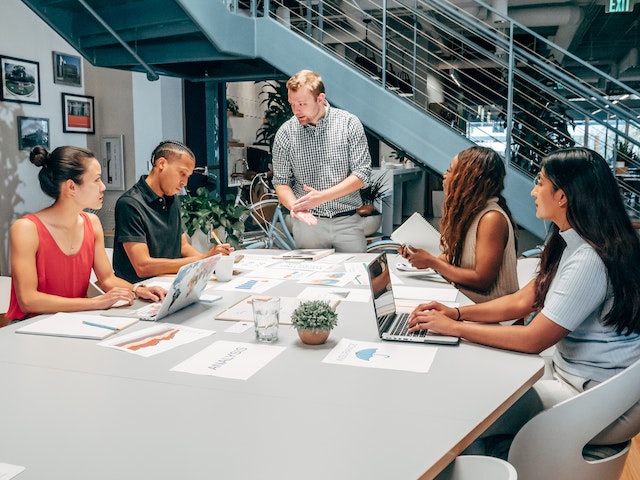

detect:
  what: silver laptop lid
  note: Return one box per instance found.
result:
[366,253,397,335]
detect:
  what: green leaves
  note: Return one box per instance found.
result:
[179,189,248,248]
[290,300,338,332]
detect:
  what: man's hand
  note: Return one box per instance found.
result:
[291,210,318,226]
[291,185,324,212]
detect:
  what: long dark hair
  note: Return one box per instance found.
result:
[30,145,95,199]
[440,146,517,265]
[534,147,640,334]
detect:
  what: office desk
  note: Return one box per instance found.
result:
[0,252,543,479]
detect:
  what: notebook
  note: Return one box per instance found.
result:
[390,212,442,255]
[16,312,138,340]
[366,253,459,345]
[102,256,221,321]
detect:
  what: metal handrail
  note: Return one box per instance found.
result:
[232,0,640,218]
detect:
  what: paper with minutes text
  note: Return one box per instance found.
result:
[392,285,459,303]
[171,341,286,380]
[99,323,214,357]
[322,338,437,373]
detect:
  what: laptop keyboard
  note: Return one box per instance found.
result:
[389,313,428,337]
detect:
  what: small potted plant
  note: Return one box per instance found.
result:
[290,300,338,345]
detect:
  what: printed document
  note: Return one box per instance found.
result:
[171,340,286,380]
[323,338,437,373]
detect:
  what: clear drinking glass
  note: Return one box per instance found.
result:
[252,297,279,342]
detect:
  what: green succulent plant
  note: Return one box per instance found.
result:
[290,300,338,332]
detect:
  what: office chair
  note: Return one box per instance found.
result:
[508,357,640,480]
[435,455,517,479]
[0,276,11,328]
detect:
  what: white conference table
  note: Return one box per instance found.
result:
[0,252,543,479]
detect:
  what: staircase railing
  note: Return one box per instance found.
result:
[232,0,640,219]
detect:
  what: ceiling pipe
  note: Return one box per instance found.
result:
[76,0,159,81]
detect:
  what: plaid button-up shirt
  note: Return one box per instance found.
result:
[272,104,372,217]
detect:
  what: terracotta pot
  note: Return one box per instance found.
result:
[297,329,330,345]
[356,204,375,216]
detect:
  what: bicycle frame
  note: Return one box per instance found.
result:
[245,203,296,250]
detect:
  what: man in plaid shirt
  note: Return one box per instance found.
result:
[272,70,372,252]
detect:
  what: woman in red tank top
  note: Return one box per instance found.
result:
[3,146,165,324]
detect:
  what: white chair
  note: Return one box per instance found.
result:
[0,276,11,312]
[508,357,640,480]
[435,455,517,479]
[0,276,12,328]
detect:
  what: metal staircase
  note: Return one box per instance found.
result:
[21,0,640,238]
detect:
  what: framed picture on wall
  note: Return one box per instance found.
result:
[52,51,82,87]
[101,135,125,190]
[17,116,50,150]
[0,56,41,104]
[62,92,95,134]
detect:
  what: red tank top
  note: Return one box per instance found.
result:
[6,212,95,320]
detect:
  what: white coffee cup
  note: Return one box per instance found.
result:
[215,255,234,282]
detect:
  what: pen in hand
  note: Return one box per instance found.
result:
[211,230,222,245]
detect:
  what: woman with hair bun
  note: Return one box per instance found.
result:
[399,146,519,302]
[3,145,165,325]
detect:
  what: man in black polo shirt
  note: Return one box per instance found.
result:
[113,140,232,283]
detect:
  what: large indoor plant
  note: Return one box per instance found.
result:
[254,80,292,155]
[179,186,248,249]
[290,299,338,345]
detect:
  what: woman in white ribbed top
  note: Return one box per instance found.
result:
[399,146,519,302]
[408,147,640,448]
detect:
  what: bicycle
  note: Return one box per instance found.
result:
[233,172,296,250]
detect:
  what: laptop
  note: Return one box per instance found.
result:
[102,255,221,321]
[366,253,459,345]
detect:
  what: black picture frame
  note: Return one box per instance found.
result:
[52,51,82,87]
[17,116,50,150]
[62,92,95,134]
[0,55,41,104]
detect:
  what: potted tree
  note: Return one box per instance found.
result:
[179,186,248,250]
[358,176,389,236]
[290,299,338,345]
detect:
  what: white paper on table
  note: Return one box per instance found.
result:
[271,260,334,272]
[147,279,174,289]
[0,463,25,479]
[393,285,459,303]
[233,254,280,272]
[171,340,286,380]
[315,253,356,264]
[323,338,437,373]
[248,267,312,280]
[298,271,356,287]
[344,262,370,285]
[298,286,370,303]
[99,323,215,357]
[395,299,460,312]
[211,277,284,293]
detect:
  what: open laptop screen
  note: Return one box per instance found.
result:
[367,253,396,327]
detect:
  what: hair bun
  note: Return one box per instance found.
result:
[29,146,49,168]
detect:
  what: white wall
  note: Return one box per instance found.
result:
[0,0,184,274]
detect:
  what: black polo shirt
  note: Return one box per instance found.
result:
[113,175,183,283]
